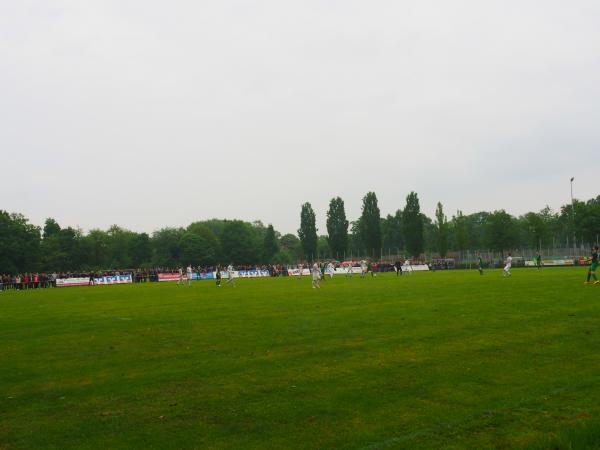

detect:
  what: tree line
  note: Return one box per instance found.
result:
[1,192,599,273]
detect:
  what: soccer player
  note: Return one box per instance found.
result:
[186,264,193,286]
[346,263,353,278]
[394,260,403,276]
[476,252,484,275]
[360,260,368,278]
[502,253,513,277]
[535,253,542,270]
[403,259,412,274]
[226,263,236,287]
[311,262,321,289]
[585,246,599,284]
[327,262,335,279]
[298,263,303,279]
[215,265,222,287]
[177,267,184,285]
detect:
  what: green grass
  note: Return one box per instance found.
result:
[1,268,600,449]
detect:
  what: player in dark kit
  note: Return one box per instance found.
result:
[585,246,599,285]
[535,253,542,269]
[394,261,402,276]
[476,252,484,275]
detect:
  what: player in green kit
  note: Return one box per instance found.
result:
[585,245,599,285]
[476,252,484,275]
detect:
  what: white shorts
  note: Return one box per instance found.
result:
[504,264,511,271]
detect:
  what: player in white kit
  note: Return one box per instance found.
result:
[177,267,184,285]
[311,263,321,289]
[327,262,335,279]
[226,264,236,286]
[360,260,368,278]
[503,254,513,277]
[186,264,193,286]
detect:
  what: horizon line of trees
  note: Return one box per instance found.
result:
[1,192,599,274]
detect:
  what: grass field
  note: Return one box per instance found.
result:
[1,268,599,449]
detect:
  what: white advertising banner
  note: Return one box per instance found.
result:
[236,270,271,278]
[286,268,311,276]
[56,274,133,287]
[525,259,574,267]
[334,267,363,275]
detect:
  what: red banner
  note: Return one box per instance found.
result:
[158,273,183,282]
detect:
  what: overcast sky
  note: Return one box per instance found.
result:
[1,1,599,235]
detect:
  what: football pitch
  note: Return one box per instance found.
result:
[1,268,599,450]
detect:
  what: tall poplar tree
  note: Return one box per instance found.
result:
[298,202,318,260]
[435,202,449,257]
[403,192,424,258]
[358,192,382,257]
[262,224,279,263]
[326,197,349,259]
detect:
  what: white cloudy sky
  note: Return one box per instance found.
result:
[1,1,599,235]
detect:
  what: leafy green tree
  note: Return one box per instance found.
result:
[450,210,469,253]
[520,212,549,250]
[403,192,424,258]
[279,233,302,260]
[580,196,600,244]
[130,232,152,267]
[186,223,220,265]
[221,220,260,264]
[105,225,135,269]
[465,212,489,250]
[179,232,210,266]
[317,235,331,259]
[81,229,109,269]
[382,210,403,253]
[0,211,41,273]
[422,214,436,253]
[298,202,318,260]
[485,210,517,254]
[40,219,85,271]
[43,218,61,239]
[435,202,449,257]
[262,224,279,263]
[272,249,295,265]
[326,197,349,259]
[358,192,382,257]
[151,228,184,267]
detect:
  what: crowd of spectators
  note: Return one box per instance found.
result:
[1,273,57,290]
[0,271,134,291]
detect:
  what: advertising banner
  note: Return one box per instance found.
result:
[406,264,430,272]
[525,259,575,267]
[334,267,362,275]
[56,274,133,287]
[192,272,215,280]
[287,268,311,276]
[237,270,270,278]
[158,273,183,282]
